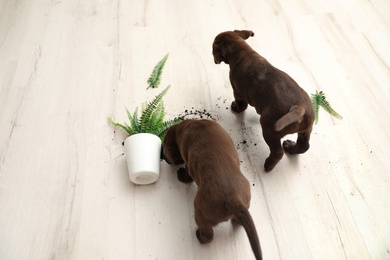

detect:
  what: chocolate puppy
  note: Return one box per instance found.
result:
[163,119,262,260]
[213,30,315,171]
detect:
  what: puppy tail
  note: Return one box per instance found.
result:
[234,205,262,260]
[274,105,306,131]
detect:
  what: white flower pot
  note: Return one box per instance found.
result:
[124,133,161,185]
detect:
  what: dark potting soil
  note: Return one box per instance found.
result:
[175,107,219,121]
[174,98,260,151]
[174,96,232,121]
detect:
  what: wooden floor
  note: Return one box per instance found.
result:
[1,0,389,259]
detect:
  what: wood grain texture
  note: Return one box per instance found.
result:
[0,0,389,259]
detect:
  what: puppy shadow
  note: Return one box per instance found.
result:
[284,151,299,164]
[231,218,242,229]
[282,133,301,168]
[235,112,269,157]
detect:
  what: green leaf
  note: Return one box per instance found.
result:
[311,91,343,124]
[147,53,169,89]
[155,118,183,141]
[140,85,171,132]
[108,117,133,135]
[126,107,140,133]
[311,92,321,124]
[149,101,166,129]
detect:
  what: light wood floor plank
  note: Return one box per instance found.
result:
[1,0,389,259]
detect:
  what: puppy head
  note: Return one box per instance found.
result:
[162,123,184,165]
[212,30,255,64]
[233,30,255,39]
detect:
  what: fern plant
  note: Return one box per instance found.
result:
[147,53,169,89]
[109,85,181,141]
[311,90,343,124]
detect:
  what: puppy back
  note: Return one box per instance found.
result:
[175,120,242,183]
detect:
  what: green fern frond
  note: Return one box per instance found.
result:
[147,53,169,89]
[149,101,165,129]
[126,107,140,133]
[155,118,182,140]
[109,85,181,139]
[311,90,343,124]
[311,92,321,124]
[140,85,171,132]
[108,117,136,136]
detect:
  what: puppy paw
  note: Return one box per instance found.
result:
[283,140,297,154]
[174,158,185,165]
[177,167,193,183]
[231,101,248,113]
[196,229,213,244]
[264,158,277,172]
[283,139,310,154]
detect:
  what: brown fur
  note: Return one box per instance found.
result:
[163,119,262,260]
[212,30,315,171]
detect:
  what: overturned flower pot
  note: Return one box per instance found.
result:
[124,133,161,185]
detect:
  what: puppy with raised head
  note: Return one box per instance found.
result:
[163,119,262,260]
[213,30,315,171]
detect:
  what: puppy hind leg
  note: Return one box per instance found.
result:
[194,197,214,244]
[231,100,248,113]
[196,227,214,244]
[283,129,311,155]
[177,166,193,183]
[231,90,248,113]
[262,129,284,172]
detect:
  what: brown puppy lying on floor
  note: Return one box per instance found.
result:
[163,119,262,260]
[213,30,315,171]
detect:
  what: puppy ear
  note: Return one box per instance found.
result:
[162,125,183,164]
[234,30,255,39]
[212,44,224,64]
